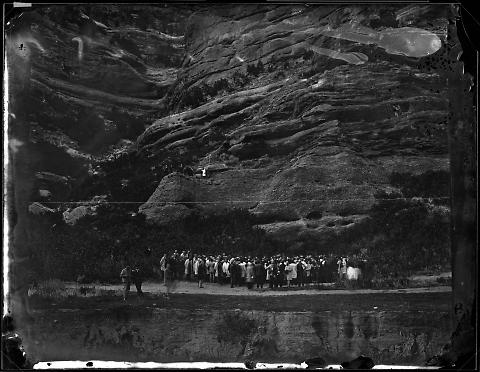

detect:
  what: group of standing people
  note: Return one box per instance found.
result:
[156,251,366,290]
[119,251,369,299]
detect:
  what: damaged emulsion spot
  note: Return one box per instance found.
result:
[72,37,84,61]
[6,31,46,61]
[307,45,369,65]
[8,138,24,154]
[318,23,442,58]
[378,27,442,58]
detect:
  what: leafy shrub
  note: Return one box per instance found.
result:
[232,71,250,87]
[246,60,264,76]
[300,68,318,79]
[210,78,231,96]
[26,179,451,284]
[303,50,315,61]
[389,170,450,200]
[69,148,198,205]
[436,277,452,286]
[183,85,205,108]
[353,192,451,278]
[27,205,279,282]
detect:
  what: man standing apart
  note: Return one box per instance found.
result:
[120,265,131,301]
[160,254,167,285]
[131,264,144,297]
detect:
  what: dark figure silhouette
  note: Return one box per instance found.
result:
[131,267,144,296]
[341,355,375,369]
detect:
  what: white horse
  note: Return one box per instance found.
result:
[346,266,362,281]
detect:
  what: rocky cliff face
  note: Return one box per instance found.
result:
[136,4,452,248]
[7,5,193,203]
[7,4,454,252]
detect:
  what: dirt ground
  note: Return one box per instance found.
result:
[28,281,452,314]
[24,280,452,367]
[65,279,452,297]
[24,273,452,316]
[28,291,452,313]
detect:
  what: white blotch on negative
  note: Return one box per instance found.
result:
[72,37,84,61]
[312,78,326,89]
[33,361,439,369]
[430,37,442,53]
[3,52,10,316]
[8,138,24,153]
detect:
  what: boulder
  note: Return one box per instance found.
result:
[28,202,55,215]
[38,189,52,198]
[62,205,91,225]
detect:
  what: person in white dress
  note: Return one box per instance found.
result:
[159,254,167,285]
[240,260,247,286]
[285,260,296,287]
[222,259,230,281]
[245,261,255,289]
[290,260,298,285]
[193,254,199,280]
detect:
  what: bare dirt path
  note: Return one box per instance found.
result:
[66,280,452,296]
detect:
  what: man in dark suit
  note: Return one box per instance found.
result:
[131,264,144,296]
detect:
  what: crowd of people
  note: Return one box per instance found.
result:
[153,250,369,291]
[119,250,371,299]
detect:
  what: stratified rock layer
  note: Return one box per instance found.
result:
[7,5,194,202]
[7,4,453,247]
[137,4,451,245]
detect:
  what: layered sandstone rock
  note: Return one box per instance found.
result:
[8,4,454,249]
[6,5,193,202]
[137,4,452,246]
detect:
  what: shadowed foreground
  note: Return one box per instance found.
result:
[19,291,451,366]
